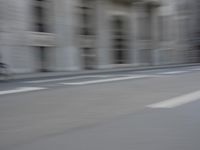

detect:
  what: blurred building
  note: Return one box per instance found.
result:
[188,0,200,62]
[0,0,199,73]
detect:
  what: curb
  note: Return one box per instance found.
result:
[9,63,200,81]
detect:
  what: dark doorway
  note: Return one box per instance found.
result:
[37,47,48,72]
[111,16,128,64]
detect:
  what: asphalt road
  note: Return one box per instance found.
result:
[0,66,200,150]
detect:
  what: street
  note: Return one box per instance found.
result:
[1,66,200,150]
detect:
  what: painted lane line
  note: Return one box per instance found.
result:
[24,75,112,84]
[190,68,200,71]
[60,75,156,85]
[158,71,189,75]
[24,76,95,83]
[147,90,200,109]
[24,74,150,84]
[0,87,47,96]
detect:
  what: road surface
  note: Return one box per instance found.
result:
[0,66,200,150]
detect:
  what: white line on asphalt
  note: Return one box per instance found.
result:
[0,87,47,96]
[190,68,200,71]
[158,71,189,75]
[24,75,112,84]
[147,90,200,108]
[60,75,156,85]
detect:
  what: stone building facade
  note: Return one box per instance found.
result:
[0,0,198,73]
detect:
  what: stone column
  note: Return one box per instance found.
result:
[53,0,81,71]
[0,0,39,73]
[96,0,113,69]
[151,8,160,65]
[129,2,143,66]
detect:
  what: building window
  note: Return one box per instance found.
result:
[32,0,48,32]
[111,16,128,64]
[32,0,51,72]
[79,0,96,69]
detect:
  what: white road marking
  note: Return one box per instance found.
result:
[0,87,46,96]
[190,68,200,71]
[158,71,189,75]
[24,75,112,84]
[60,75,156,85]
[147,90,200,108]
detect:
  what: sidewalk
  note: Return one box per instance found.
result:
[11,63,200,81]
